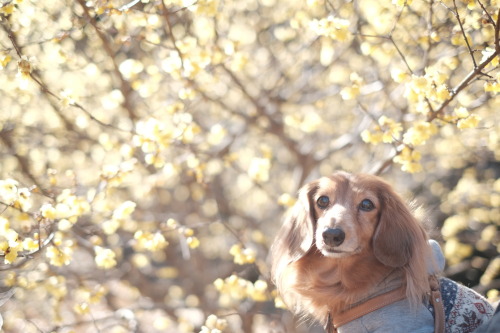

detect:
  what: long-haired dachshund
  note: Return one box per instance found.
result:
[271,171,494,333]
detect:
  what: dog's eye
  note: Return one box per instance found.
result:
[359,199,375,211]
[317,196,330,209]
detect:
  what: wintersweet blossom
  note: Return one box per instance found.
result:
[214,274,271,303]
[134,230,169,252]
[229,244,256,265]
[457,114,481,130]
[94,246,117,269]
[310,16,351,41]
[200,314,228,333]
[393,147,423,173]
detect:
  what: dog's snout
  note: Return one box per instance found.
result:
[322,228,345,247]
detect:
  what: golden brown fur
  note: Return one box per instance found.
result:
[270,171,434,326]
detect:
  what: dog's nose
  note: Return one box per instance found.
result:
[322,228,345,247]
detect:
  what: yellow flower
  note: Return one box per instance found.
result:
[229,244,256,265]
[102,219,121,235]
[201,314,228,333]
[340,85,360,100]
[0,179,19,205]
[248,157,271,183]
[0,3,15,15]
[410,75,429,94]
[166,218,178,229]
[16,187,32,211]
[249,280,268,302]
[403,121,437,146]
[484,81,500,93]
[94,246,117,269]
[4,246,20,264]
[391,68,410,83]
[361,129,383,144]
[481,48,499,67]
[0,53,11,69]
[187,236,200,249]
[432,85,451,102]
[277,193,296,207]
[393,146,423,173]
[0,217,10,235]
[310,16,351,42]
[74,302,90,315]
[134,230,168,251]
[378,116,403,143]
[454,107,469,118]
[112,201,136,220]
[40,204,57,219]
[46,245,73,266]
[457,114,481,130]
[23,238,39,251]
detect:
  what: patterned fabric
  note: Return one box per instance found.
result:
[426,277,495,333]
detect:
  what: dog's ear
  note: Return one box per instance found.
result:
[373,185,421,268]
[272,181,317,263]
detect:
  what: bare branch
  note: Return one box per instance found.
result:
[427,48,499,121]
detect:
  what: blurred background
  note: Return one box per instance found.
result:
[0,0,499,332]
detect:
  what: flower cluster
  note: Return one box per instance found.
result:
[214,275,269,306]
[73,285,108,315]
[248,157,271,183]
[393,146,423,173]
[229,244,256,265]
[165,219,200,249]
[405,70,451,112]
[133,115,201,168]
[199,314,228,333]
[41,189,91,222]
[102,200,136,235]
[46,243,73,267]
[94,246,117,269]
[134,230,169,252]
[402,121,438,146]
[310,16,351,41]
[455,107,482,130]
[0,217,23,264]
[0,179,32,211]
[361,116,403,145]
[340,73,363,101]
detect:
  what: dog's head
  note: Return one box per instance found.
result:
[272,171,426,269]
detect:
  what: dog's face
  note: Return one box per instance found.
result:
[311,175,381,258]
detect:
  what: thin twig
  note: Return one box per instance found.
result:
[357,33,414,74]
[476,0,495,26]
[452,0,478,67]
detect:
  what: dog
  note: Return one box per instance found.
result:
[271,171,494,332]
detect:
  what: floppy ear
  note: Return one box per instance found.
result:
[271,182,317,264]
[373,184,422,268]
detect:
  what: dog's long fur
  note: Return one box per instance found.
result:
[271,171,434,326]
